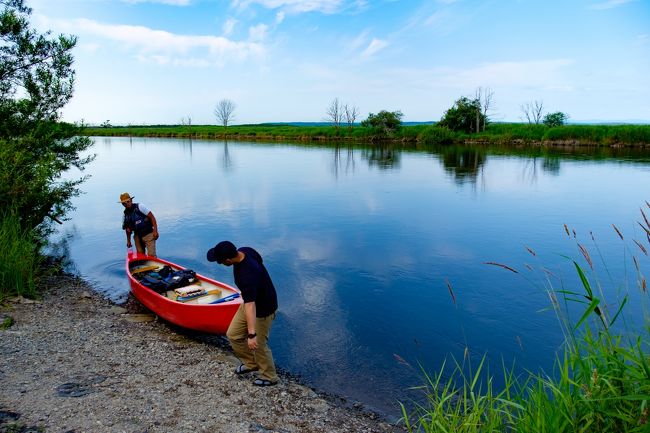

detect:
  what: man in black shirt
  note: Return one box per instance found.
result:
[207,241,279,386]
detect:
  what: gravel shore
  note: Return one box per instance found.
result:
[0,275,402,433]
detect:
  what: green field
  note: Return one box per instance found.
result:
[83,123,650,146]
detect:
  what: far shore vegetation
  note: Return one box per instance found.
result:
[84,122,650,147]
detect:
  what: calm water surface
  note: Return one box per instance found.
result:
[58,137,650,416]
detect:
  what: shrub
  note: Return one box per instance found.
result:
[418,125,457,144]
[439,97,485,133]
[543,112,569,127]
[361,110,404,136]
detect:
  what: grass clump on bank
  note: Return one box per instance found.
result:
[401,205,650,433]
[0,211,41,301]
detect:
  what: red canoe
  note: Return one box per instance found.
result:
[126,250,242,334]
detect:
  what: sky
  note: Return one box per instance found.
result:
[24,0,650,125]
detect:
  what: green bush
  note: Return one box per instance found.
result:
[543,112,569,127]
[439,97,486,133]
[361,110,404,136]
[418,125,457,144]
[0,211,41,300]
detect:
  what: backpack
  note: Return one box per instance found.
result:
[138,267,197,294]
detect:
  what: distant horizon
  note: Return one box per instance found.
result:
[90,119,650,128]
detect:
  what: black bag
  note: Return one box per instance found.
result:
[140,274,170,293]
[165,269,197,290]
[157,265,174,279]
[139,268,197,293]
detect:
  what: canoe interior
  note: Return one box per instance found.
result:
[129,259,237,304]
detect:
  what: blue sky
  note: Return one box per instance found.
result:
[27,0,650,125]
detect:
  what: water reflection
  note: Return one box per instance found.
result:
[440,146,487,184]
[361,146,401,169]
[222,141,232,171]
[332,145,356,178]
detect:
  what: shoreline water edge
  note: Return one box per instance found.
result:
[0,274,402,433]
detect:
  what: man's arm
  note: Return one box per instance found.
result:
[125,228,132,248]
[244,301,258,350]
[147,212,159,240]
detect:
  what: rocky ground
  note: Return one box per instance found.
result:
[0,275,403,433]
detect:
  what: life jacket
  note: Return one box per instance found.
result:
[123,203,153,236]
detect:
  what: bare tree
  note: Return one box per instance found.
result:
[214,99,236,130]
[325,97,344,131]
[521,100,544,124]
[475,87,494,132]
[343,103,359,131]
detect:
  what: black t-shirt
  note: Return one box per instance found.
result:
[233,247,278,318]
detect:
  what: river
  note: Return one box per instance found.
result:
[57,137,650,417]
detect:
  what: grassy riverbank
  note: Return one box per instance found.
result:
[83,123,650,146]
[0,211,40,301]
[402,209,650,433]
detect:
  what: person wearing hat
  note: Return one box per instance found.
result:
[207,241,279,386]
[119,192,159,257]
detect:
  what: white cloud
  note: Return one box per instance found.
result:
[122,0,192,5]
[222,18,238,36]
[78,42,101,53]
[135,54,212,67]
[423,11,447,27]
[590,0,636,10]
[39,16,265,66]
[231,0,345,14]
[361,38,388,58]
[348,30,370,51]
[248,23,269,41]
[406,59,575,90]
[275,11,286,24]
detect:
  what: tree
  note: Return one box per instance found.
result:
[361,110,403,136]
[214,99,236,130]
[438,97,485,134]
[343,103,359,132]
[475,87,494,132]
[0,0,93,233]
[543,112,569,127]
[325,97,343,131]
[521,100,544,124]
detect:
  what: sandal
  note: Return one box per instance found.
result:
[235,364,258,375]
[253,378,278,387]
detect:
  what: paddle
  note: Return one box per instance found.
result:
[209,293,240,304]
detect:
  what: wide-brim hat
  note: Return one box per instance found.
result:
[119,192,134,203]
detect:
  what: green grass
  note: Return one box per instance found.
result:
[0,211,41,301]
[83,123,650,146]
[401,205,650,433]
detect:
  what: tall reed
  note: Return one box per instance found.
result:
[0,211,41,300]
[401,205,650,432]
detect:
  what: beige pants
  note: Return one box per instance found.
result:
[134,232,156,257]
[226,303,278,382]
